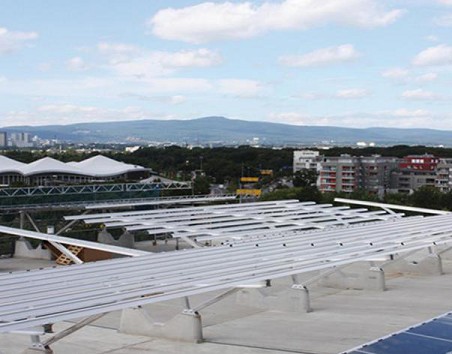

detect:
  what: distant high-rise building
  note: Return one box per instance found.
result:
[10,132,34,148]
[0,132,6,147]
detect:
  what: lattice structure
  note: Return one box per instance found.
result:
[55,245,84,265]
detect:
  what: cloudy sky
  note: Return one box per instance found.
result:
[1,0,452,129]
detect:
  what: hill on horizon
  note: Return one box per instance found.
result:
[2,116,452,146]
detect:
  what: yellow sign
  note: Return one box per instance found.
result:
[236,189,262,196]
[260,169,273,175]
[240,177,259,183]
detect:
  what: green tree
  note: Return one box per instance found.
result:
[409,186,444,210]
[293,170,318,187]
[193,176,211,195]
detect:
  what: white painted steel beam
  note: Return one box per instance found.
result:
[335,198,450,215]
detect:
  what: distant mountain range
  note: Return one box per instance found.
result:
[2,116,452,146]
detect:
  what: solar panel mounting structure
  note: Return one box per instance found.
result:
[2,200,452,351]
[66,200,404,248]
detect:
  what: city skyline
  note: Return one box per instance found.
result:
[1,0,452,129]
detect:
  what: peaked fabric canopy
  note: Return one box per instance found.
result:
[0,155,26,173]
[0,155,150,178]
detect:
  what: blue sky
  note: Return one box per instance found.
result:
[1,0,452,129]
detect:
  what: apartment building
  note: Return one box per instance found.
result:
[394,155,439,194]
[293,151,452,195]
[317,155,398,196]
[293,150,322,173]
[435,158,452,193]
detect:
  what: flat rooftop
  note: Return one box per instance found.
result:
[2,249,452,354]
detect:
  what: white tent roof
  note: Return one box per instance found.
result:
[70,155,148,177]
[0,155,26,173]
[0,154,148,178]
[21,157,85,176]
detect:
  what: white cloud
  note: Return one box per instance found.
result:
[104,47,222,78]
[144,78,213,93]
[13,104,159,125]
[413,44,452,66]
[148,0,403,43]
[266,110,452,129]
[267,112,328,126]
[217,79,266,97]
[279,44,360,67]
[425,35,440,42]
[98,42,140,56]
[434,14,452,27]
[67,57,89,71]
[437,0,452,5]
[381,68,437,84]
[37,104,98,114]
[415,72,438,82]
[381,67,409,79]
[336,88,370,99]
[392,108,430,117]
[0,76,215,99]
[298,92,327,100]
[402,88,443,100]
[0,27,38,54]
[170,95,187,104]
[119,93,188,105]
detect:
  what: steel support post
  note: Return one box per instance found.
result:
[25,213,40,233]
[19,211,25,230]
[56,210,90,235]
[292,275,312,313]
[42,313,106,347]
[22,334,53,354]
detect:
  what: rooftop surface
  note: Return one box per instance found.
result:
[1,247,452,354]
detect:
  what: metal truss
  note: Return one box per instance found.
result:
[0,181,191,198]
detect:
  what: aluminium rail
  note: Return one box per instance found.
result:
[2,211,452,332]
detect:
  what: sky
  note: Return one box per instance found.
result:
[0,0,452,129]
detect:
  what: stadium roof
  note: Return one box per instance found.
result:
[68,155,148,177]
[0,155,150,177]
[0,155,26,173]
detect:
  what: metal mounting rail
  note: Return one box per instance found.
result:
[2,211,452,333]
[68,200,402,244]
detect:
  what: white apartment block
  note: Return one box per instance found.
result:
[293,150,322,173]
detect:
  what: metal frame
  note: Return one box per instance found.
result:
[67,200,403,246]
[0,182,190,199]
[335,197,450,215]
[2,209,452,333]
